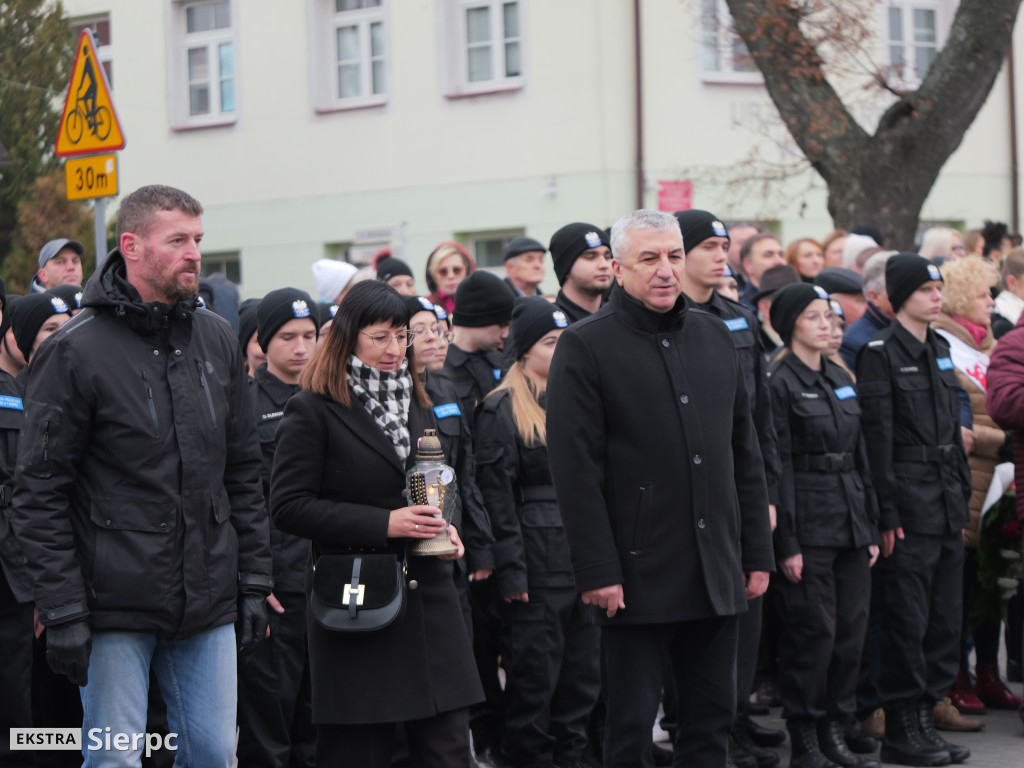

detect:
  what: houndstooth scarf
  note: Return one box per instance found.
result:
[347,355,412,462]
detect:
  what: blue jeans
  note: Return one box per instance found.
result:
[80,624,236,767]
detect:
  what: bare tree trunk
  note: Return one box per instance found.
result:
[725,0,1023,248]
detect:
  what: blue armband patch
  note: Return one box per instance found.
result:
[937,357,954,371]
[493,368,502,380]
[433,403,462,419]
[724,316,749,332]
[0,396,24,411]
[833,386,856,400]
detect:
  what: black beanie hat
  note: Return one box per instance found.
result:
[48,284,84,311]
[503,237,546,262]
[238,298,260,355]
[14,293,72,362]
[453,271,515,327]
[377,257,414,283]
[549,223,608,286]
[886,253,943,313]
[769,283,831,346]
[257,288,320,352]
[673,210,730,253]
[513,297,570,359]
[403,295,438,322]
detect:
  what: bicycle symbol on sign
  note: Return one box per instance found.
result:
[65,47,111,144]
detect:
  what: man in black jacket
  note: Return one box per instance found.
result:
[547,209,774,768]
[12,185,272,766]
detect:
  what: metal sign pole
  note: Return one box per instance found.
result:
[93,197,106,273]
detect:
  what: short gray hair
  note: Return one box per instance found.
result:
[116,185,203,240]
[610,209,681,261]
[861,250,897,296]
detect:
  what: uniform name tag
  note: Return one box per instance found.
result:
[493,368,502,380]
[937,357,954,371]
[260,410,284,421]
[899,366,919,374]
[724,317,749,332]
[834,386,856,400]
[433,403,462,419]
[800,392,820,399]
[0,396,23,411]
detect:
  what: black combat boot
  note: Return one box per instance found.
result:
[817,718,881,768]
[786,718,840,768]
[731,719,779,767]
[841,717,879,754]
[879,704,950,767]
[916,700,970,764]
[739,713,787,748]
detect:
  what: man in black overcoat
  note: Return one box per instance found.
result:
[547,209,774,768]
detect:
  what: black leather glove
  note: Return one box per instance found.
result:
[237,592,269,655]
[45,620,91,687]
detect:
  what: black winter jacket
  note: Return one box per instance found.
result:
[476,388,573,599]
[0,372,30,602]
[767,354,878,558]
[12,251,271,637]
[546,285,774,623]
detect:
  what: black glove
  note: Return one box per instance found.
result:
[45,620,91,687]
[237,592,269,655]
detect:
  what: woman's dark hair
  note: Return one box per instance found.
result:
[982,220,1009,257]
[301,280,429,407]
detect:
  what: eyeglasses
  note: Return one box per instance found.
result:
[951,245,967,254]
[442,331,454,343]
[361,330,417,348]
[437,266,465,278]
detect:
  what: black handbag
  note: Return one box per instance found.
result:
[310,550,407,632]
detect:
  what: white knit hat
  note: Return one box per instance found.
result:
[311,259,359,302]
[842,233,879,270]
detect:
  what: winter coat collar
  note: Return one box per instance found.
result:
[254,363,300,407]
[608,281,688,334]
[81,249,202,338]
[778,351,844,389]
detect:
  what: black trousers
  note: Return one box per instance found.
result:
[468,578,504,753]
[603,615,740,768]
[0,570,33,768]
[498,587,600,763]
[315,707,471,768]
[776,546,870,720]
[960,548,1000,667]
[237,590,316,768]
[854,567,885,719]
[879,531,963,708]
[736,595,763,715]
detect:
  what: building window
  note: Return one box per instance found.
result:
[71,16,113,86]
[884,2,946,89]
[459,229,524,269]
[442,0,524,97]
[200,251,241,284]
[170,0,237,128]
[699,0,760,84]
[312,0,388,112]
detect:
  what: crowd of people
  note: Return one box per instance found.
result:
[1,186,1023,768]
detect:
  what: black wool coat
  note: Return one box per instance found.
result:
[270,388,483,724]
[546,285,774,624]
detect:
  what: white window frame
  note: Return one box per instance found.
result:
[168,0,238,130]
[882,1,952,91]
[697,0,762,85]
[71,15,114,86]
[200,250,242,287]
[310,0,389,113]
[440,0,525,98]
[458,228,524,268]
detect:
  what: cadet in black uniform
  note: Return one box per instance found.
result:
[438,272,515,757]
[476,297,601,768]
[857,255,972,767]
[549,223,613,325]
[0,280,34,768]
[677,209,784,768]
[767,284,880,768]
[237,288,319,768]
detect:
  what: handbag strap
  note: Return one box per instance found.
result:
[348,556,363,619]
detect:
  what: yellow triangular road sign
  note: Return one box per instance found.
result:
[55,29,125,157]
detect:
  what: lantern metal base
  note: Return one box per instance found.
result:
[409,531,459,557]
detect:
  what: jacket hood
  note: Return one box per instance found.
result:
[82,248,202,335]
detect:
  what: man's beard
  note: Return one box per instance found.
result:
[143,268,198,303]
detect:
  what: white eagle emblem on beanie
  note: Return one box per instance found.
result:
[50,297,69,313]
[292,300,311,318]
[584,231,602,248]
